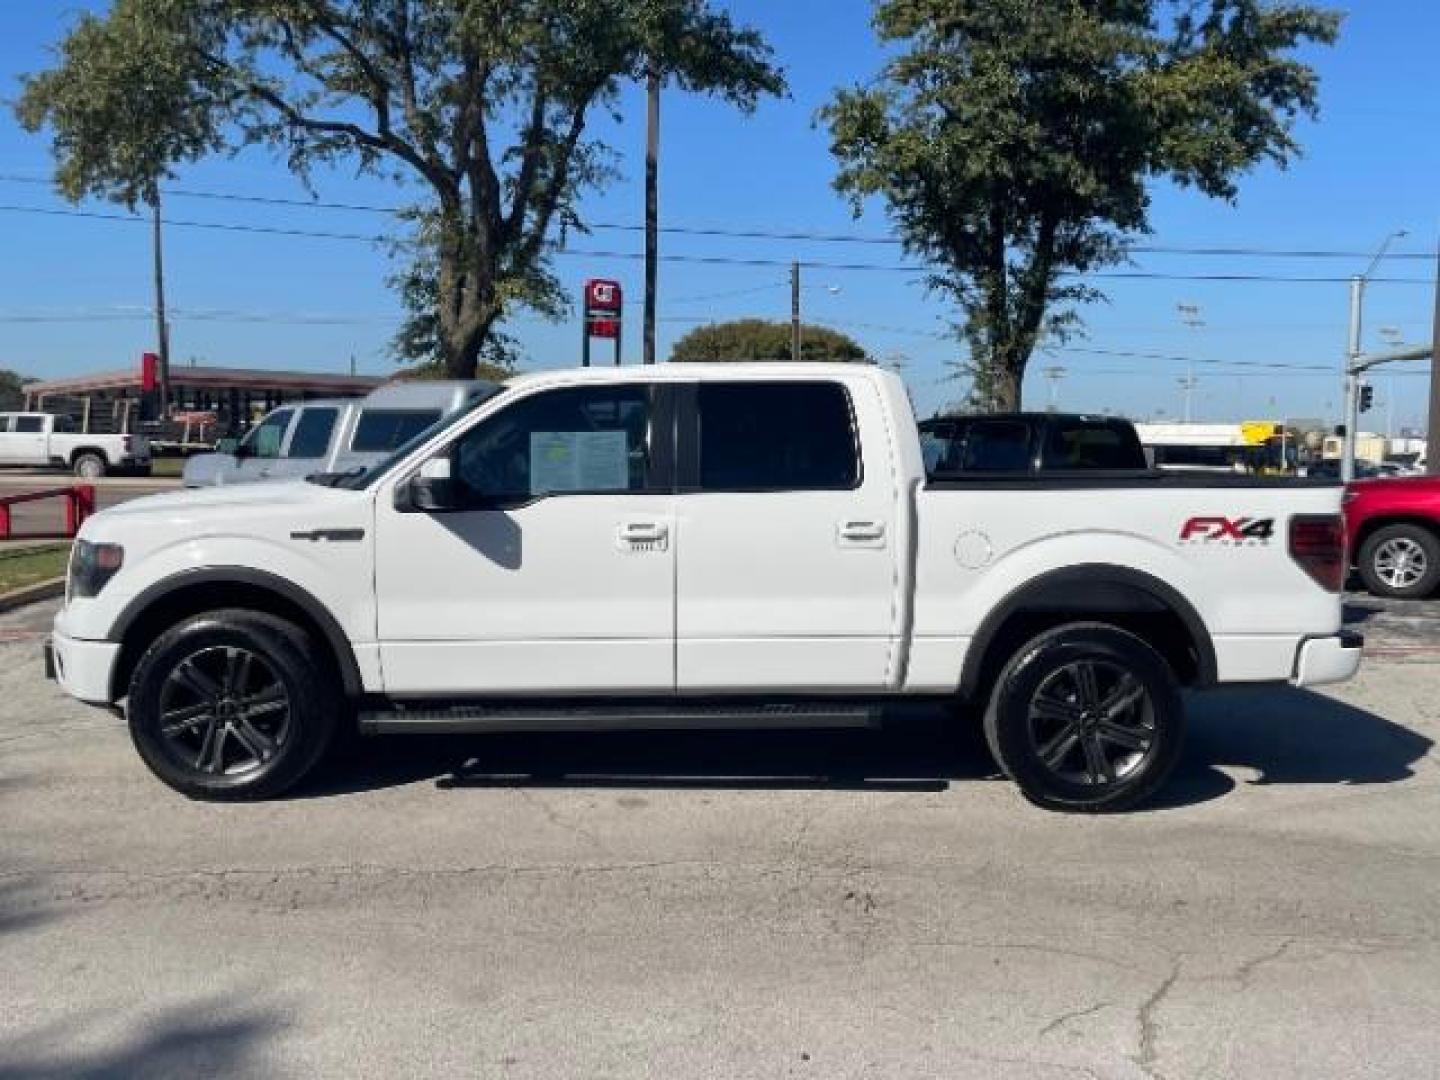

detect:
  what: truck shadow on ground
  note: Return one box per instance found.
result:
[303,687,1432,811]
[0,1001,281,1080]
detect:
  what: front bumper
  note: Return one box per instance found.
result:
[45,630,121,704]
[1291,631,1363,688]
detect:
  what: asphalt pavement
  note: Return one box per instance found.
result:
[2,597,1439,1079]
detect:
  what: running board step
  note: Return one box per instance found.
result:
[358,701,882,735]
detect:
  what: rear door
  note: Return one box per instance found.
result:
[673,377,902,692]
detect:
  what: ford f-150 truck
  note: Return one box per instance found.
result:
[46,364,1361,812]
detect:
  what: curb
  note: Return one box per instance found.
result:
[0,577,64,614]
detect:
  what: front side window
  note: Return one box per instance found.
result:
[285,408,338,459]
[452,385,653,505]
[352,409,443,453]
[697,382,859,491]
[13,416,44,434]
[240,409,293,460]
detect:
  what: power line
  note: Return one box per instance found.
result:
[0,174,1435,262]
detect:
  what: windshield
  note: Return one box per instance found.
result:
[318,386,505,490]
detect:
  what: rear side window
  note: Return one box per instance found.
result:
[285,408,338,459]
[352,409,443,453]
[1041,421,1144,470]
[697,382,859,491]
[962,420,1032,471]
[14,416,44,434]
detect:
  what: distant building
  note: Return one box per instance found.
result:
[22,354,386,437]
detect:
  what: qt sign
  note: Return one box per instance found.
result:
[582,278,623,365]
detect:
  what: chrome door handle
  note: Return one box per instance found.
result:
[620,521,668,541]
[838,520,886,542]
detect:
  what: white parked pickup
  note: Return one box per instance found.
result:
[46,364,1360,811]
[0,412,151,478]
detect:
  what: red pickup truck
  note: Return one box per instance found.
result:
[1345,476,1440,598]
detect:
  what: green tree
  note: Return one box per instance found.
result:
[17,0,785,379]
[822,0,1340,410]
[0,370,34,412]
[670,319,868,362]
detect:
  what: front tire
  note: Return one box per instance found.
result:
[73,452,106,479]
[1358,524,1440,599]
[983,623,1184,813]
[127,610,338,800]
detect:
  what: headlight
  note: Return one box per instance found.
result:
[68,539,124,599]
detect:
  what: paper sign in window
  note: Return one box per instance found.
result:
[530,430,629,494]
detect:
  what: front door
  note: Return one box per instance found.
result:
[374,382,676,695]
[673,378,902,692]
[232,407,295,483]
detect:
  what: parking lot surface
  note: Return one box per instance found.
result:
[3,597,1439,1079]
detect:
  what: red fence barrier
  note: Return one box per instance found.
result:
[0,485,95,541]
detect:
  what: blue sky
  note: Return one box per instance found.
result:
[0,1,1436,426]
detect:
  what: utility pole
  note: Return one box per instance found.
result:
[150,194,171,419]
[1176,302,1204,422]
[643,64,660,366]
[1042,365,1065,411]
[1429,238,1440,474]
[790,261,802,362]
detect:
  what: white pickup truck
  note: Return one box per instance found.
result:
[0,412,151,478]
[46,364,1360,811]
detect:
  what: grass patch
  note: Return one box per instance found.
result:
[148,457,187,478]
[0,544,70,593]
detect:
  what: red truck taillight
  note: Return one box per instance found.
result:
[1289,514,1346,592]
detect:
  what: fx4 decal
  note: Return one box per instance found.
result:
[1179,516,1275,545]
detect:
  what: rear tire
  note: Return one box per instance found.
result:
[983,622,1184,813]
[127,609,339,800]
[73,452,106,479]
[1358,523,1440,599]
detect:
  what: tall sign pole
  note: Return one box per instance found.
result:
[1429,238,1440,474]
[643,66,660,366]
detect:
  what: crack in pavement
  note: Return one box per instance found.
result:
[1132,958,1183,1080]
[1037,1000,1114,1040]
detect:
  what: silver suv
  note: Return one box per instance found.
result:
[182,381,488,488]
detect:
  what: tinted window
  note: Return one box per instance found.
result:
[13,416,44,433]
[963,420,1032,471]
[698,382,859,491]
[241,409,293,459]
[1041,421,1144,470]
[352,409,443,453]
[286,407,338,459]
[454,386,651,504]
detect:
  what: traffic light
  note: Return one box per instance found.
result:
[1359,384,1375,413]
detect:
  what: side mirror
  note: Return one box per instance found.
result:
[215,437,240,455]
[411,456,458,512]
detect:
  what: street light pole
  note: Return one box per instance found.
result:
[1342,230,1408,482]
[1342,274,1364,482]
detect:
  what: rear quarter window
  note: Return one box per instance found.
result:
[351,409,444,453]
[1042,421,1146,470]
